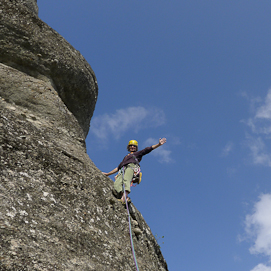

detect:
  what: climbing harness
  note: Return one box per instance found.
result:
[128,164,142,187]
[116,156,142,187]
[130,154,142,186]
[123,180,140,271]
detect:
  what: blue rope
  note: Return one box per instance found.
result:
[122,168,140,271]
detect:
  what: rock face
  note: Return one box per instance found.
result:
[0,1,168,271]
[0,0,97,138]
[20,0,39,15]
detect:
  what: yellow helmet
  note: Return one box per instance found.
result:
[127,140,138,151]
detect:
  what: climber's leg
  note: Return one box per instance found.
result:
[114,173,123,194]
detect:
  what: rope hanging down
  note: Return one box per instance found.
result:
[122,166,140,271]
[124,183,140,271]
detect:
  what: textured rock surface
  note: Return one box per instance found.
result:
[0,0,98,137]
[19,0,39,15]
[0,1,168,270]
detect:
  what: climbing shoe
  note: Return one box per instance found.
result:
[112,188,122,199]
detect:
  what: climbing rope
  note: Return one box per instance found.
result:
[124,184,140,271]
[122,167,140,271]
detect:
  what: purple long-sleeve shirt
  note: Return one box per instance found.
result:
[117,146,153,170]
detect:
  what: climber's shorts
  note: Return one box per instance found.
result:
[114,163,136,193]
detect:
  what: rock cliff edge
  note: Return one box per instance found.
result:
[0,1,168,270]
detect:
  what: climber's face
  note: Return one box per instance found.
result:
[129,145,137,152]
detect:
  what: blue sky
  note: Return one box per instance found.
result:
[39,1,271,270]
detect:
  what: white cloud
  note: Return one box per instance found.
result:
[90,106,166,141]
[243,91,271,269]
[243,89,271,167]
[246,89,271,135]
[144,137,173,163]
[245,194,271,271]
[251,264,271,271]
[221,141,234,157]
[245,136,271,167]
[245,194,271,256]
[255,90,271,120]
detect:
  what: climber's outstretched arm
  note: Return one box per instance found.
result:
[103,167,118,176]
[152,138,167,150]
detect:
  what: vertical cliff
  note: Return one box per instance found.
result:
[0,1,168,270]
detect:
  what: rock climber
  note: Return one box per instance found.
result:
[103,138,167,204]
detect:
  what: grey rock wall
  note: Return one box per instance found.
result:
[0,0,98,138]
[20,0,39,15]
[0,1,168,270]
